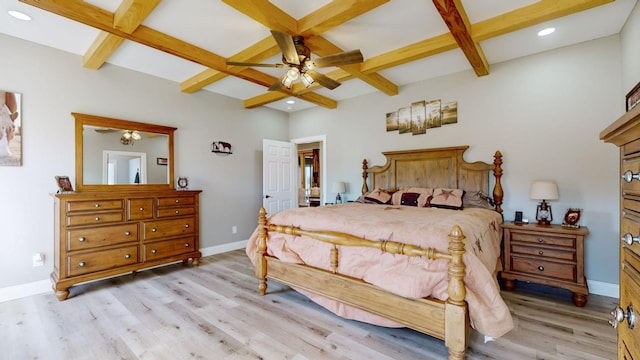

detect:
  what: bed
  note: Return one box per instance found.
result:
[246,146,512,360]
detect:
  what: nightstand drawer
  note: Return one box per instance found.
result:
[511,232,575,248]
[511,256,576,282]
[511,244,576,261]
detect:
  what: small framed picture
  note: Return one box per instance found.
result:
[626,81,640,111]
[562,208,582,228]
[55,176,73,193]
[157,157,168,165]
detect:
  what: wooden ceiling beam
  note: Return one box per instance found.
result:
[83,0,160,70]
[433,0,488,76]
[244,90,338,109]
[298,0,389,36]
[221,0,297,33]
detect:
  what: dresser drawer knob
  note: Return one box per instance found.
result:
[124,231,131,236]
[184,243,190,247]
[184,224,190,228]
[622,233,640,245]
[151,228,157,232]
[151,249,157,254]
[78,237,86,242]
[94,204,100,208]
[124,254,131,259]
[175,199,180,203]
[622,170,640,183]
[609,305,635,329]
[538,250,544,255]
[175,210,180,214]
[78,262,86,267]
[95,217,100,221]
[139,207,144,211]
[537,238,544,243]
[537,266,544,271]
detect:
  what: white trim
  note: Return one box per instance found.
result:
[199,239,248,257]
[291,135,327,205]
[0,279,52,303]
[587,279,619,298]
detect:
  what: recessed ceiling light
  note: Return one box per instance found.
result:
[8,10,31,21]
[286,106,294,110]
[286,100,295,105]
[537,27,555,37]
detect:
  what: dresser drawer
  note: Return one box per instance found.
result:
[67,245,138,277]
[66,199,123,213]
[143,217,195,240]
[619,247,640,357]
[157,196,195,207]
[127,198,154,221]
[622,155,640,194]
[143,237,196,261]
[66,211,123,227]
[511,243,576,261]
[511,256,577,282]
[156,206,195,218]
[511,232,576,248]
[67,223,138,251]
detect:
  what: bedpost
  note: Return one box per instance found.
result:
[256,207,268,296]
[493,151,504,216]
[445,225,468,360]
[361,159,369,195]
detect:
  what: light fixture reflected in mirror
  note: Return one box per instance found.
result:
[120,130,141,145]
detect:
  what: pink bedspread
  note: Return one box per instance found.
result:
[246,203,514,338]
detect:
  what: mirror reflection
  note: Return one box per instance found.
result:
[82,125,168,185]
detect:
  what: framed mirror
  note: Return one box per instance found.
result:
[73,112,176,192]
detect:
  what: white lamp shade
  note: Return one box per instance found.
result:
[530,181,559,201]
[332,182,346,193]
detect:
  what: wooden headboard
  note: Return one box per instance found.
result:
[361,146,503,214]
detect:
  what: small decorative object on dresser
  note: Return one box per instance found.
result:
[177,177,189,190]
[562,208,581,228]
[55,176,73,193]
[501,222,589,307]
[626,80,640,111]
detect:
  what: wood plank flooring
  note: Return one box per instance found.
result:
[0,250,618,359]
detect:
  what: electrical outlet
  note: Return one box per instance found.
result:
[232,225,238,234]
[32,253,44,267]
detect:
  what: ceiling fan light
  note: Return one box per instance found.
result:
[123,131,132,139]
[286,67,300,80]
[301,73,314,88]
[132,131,142,140]
[280,74,294,89]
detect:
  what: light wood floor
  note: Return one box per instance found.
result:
[1,250,618,360]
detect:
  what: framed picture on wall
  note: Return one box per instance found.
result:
[0,89,22,166]
[626,81,640,111]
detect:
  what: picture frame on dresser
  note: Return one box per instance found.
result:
[626,81,640,111]
[55,175,73,193]
[562,208,581,228]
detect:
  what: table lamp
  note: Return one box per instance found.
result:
[530,180,559,226]
[332,182,346,204]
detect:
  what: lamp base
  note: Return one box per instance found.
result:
[537,219,551,226]
[335,193,342,204]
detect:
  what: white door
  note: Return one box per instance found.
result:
[263,139,296,215]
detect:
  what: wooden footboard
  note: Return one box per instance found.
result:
[255,207,470,360]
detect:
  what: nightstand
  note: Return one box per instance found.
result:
[501,222,589,307]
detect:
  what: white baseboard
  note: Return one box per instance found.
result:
[1,242,619,303]
[587,279,619,298]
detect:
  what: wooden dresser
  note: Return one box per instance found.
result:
[601,104,640,359]
[501,222,589,306]
[52,190,201,300]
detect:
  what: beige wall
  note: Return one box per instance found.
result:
[0,33,288,289]
[290,35,623,287]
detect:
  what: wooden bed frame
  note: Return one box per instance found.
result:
[254,146,504,360]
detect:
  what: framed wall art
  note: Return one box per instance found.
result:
[0,89,22,166]
[626,81,640,112]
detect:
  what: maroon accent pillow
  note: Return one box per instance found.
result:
[400,192,420,206]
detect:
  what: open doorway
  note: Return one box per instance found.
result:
[291,135,326,207]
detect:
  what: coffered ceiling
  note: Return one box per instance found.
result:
[0,0,637,112]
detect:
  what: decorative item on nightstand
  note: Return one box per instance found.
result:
[530,180,559,226]
[332,182,346,204]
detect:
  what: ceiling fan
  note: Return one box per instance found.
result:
[227,30,363,91]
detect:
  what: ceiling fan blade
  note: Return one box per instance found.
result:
[268,76,285,91]
[226,61,285,68]
[306,70,341,90]
[313,50,363,68]
[271,30,300,65]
